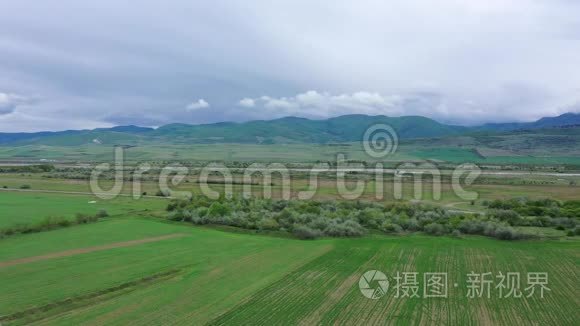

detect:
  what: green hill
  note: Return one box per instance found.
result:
[478,112,580,131]
[0,113,577,146]
[152,115,467,144]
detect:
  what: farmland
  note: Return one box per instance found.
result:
[1,170,579,206]
[0,139,579,324]
[0,212,578,325]
[0,192,165,228]
[2,136,580,166]
[0,216,332,325]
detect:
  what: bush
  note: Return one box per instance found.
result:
[167,199,189,211]
[258,218,280,230]
[38,216,71,230]
[308,217,331,231]
[459,220,485,234]
[424,223,446,236]
[207,202,231,217]
[487,199,519,210]
[493,226,521,240]
[323,220,365,237]
[95,209,109,218]
[489,209,521,225]
[380,222,403,234]
[533,216,553,227]
[75,213,97,224]
[158,197,568,241]
[399,218,420,231]
[167,210,185,221]
[19,184,31,189]
[197,207,208,217]
[293,225,322,240]
[552,217,576,229]
[191,216,203,225]
[181,210,193,222]
[451,229,462,238]
[0,212,106,238]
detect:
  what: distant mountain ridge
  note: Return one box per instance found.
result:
[96,125,154,133]
[0,113,578,146]
[478,112,580,131]
[153,114,467,143]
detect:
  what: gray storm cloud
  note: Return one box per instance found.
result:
[0,0,579,131]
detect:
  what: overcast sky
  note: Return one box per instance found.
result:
[1,0,579,132]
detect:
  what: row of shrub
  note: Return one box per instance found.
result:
[486,209,577,229]
[0,210,108,238]
[167,204,368,239]
[165,196,578,240]
[1,185,31,189]
[484,198,580,218]
[0,164,55,173]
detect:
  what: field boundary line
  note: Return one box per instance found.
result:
[0,187,174,199]
[0,268,182,323]
[0,233,187,268]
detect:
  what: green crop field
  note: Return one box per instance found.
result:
[2,140,580,166]
[0,216,578,325]
[1,162,579,325]
[0,192,165,228]
[2,172,580,202]
[0,218,332,325]
[214,235,579,325]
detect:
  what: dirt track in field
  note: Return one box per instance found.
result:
[0,233,187,268]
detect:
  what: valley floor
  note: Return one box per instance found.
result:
[0,171,579,325]
[0,213,578,325]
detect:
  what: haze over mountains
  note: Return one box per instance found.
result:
[478,113,580,131]
[0,113,579,146]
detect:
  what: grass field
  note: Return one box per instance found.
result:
[214,235,579,325]
[2,142,580,166]
[0,191,165,228]
[0,216,578,325]
[1,173,578,210]
[0,218,332,325]
[1,171,578,325]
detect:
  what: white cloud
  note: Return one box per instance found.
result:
[238,98,255,107]
[186,99,209,111]
[263,97,298,110]
[246,91,404,118]
[0,92,28,115]
[241,89,580,124]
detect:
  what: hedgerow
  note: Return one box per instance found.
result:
[164,196,577,240]
[0,210,108,238]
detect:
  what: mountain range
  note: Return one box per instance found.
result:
[0,113,578,146]
[478,113,580,131]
